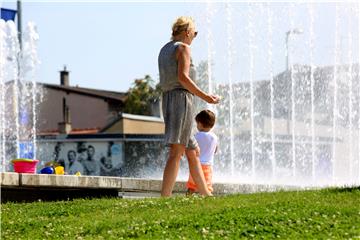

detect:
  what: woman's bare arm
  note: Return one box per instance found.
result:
[177,44,219,104]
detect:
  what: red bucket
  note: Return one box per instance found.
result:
[11,159,39,174]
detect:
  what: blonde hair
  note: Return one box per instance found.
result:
[171,16,195,40]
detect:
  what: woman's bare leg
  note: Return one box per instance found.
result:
[185,148,212,196]
[161,144,185,197]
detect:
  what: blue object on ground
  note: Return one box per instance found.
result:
[40,166,54,174]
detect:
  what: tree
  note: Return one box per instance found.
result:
[124,75,162,116]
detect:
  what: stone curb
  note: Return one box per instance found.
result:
[0,172,311,195]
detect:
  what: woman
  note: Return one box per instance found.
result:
[158,16,220,197]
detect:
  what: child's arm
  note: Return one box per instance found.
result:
[195,146,200,157]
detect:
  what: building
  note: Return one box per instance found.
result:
[37,67,127,135]
[2,67,165,178]
[101,113,164,134]
[212,64,360,182]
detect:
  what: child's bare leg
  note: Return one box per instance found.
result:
[185,148,212,196]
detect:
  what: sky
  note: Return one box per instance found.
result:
[1,1,359,93]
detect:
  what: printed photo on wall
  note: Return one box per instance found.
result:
[37,141,124,177]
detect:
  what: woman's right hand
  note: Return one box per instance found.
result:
[204,94,220,104]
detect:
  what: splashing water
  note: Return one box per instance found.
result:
[195,2,360,187]
[0,19,42,170]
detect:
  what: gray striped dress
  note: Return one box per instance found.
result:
[158,41,198,149]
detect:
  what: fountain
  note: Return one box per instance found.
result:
[196,2,360,187]
[0,19,41,171]
[0,2,359,190]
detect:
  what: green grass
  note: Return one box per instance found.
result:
[1,187,360,239]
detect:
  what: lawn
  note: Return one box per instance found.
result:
[1,187,359,239]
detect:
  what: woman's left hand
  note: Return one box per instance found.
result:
[204,94,220,104]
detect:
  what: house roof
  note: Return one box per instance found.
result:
[100,113,164,133]
[121,113,164,123]
[5,80,127,102]
[38,127,101,136]
[41,83,127,102]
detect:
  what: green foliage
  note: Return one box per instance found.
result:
[2,187,360,239]
[124,75,161,116]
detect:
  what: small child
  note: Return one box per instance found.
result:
[187,109,218,195]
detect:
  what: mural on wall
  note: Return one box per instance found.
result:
[37,141,124,176]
